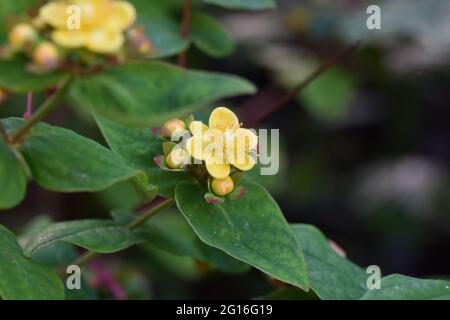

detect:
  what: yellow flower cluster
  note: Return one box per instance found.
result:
[161,107,258,197]
[39,0,136,54]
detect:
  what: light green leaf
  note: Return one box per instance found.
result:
[0,224,65,300]
[70,61,255,127]
[24,219,138,256]
[0,138,27,210]
[361,274,450,300]
[202,0,276,10]
[300,68,355,121]
[191,13,235,58]
[94,113,189,197]
[2,118,139,192]
[0,59,66,93]
[175,178,309,290]
[292,224,367,300]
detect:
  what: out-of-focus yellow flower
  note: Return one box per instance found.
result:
[185,107,258,179]
[39,0,136,54]
[33,42,60,70]
[8,23,37,49]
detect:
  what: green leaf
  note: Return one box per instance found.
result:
[300,68,355,121]
[202,0,276,10]
[291,224,367,300]
[129,0,188,58]
[70,61,255,127]
[361,274,450,300]
[175,178,309,290]
[2,118,139,192]
[94,113,189,197]
[0,138,27,209]
[128,211,250,274]
[24,219,138,256]
[190,13,235,58]
[0,59,66,93]
[0,224,65,300]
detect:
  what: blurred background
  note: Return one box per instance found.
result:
[1,0,450,299]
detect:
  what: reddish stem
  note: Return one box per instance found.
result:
[90,261,126,300]
[177,0,193,68]
[24,92,33,120]
[253,40,361,126]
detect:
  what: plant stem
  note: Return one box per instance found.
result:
[177,0,193,67]
[253,40,361,126]
[9,75,73,144]
[70,198,175,268]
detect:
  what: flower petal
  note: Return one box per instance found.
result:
[52,29,87,48]
[103,1,136,31]
[206,161,230,179]
[189,120,208,137]
[85,29,124,53]
[39,1,68,28]
[209,107,239,131]
[231,152,256,171]
[185,136,206,161]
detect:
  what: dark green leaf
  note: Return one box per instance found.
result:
[361,274,450,300]
[191,13,235,58]
[0,59,66,93]
[0,224,65,300]
[71,61,255,127]
[129,211,250,274]
[2,118,139,192]
[175,178,309,290]
[95,113,189,197]
[292,224,367,300]
[0,137,27,210]
[202,0,276,10]
[24,219,138,256]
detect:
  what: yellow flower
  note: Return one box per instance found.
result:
[33,42,60,70]
[185,107,258,179]
[39,0,136,54]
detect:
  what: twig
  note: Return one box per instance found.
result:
[253,40,361,126]
[70,198,175,268]
[177,0,193,67]
[9,75,73,144]
[24,92,33,120]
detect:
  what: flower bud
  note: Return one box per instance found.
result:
[161,118,186,138]
[8,23,37,49]
[211,176,234,197]
[33,42,60,70]
[166,148,188,169]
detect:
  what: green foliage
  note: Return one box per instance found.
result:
[292,224,367,299]
[0,59,65,93]
[361,274,450,300]
[0,138,27,209]
[175,178,309,290]
[24,219,138,256]
[1,118,139,193]
[190,13,235,58]
[202,0,276,10]
[0,224,65,300]
[95,113,189,197]
[70,61,255,127]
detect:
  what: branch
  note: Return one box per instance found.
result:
[253,40,361,126]
[70,198,175,268]
[9,75,73,144]
[177,0,193,68]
